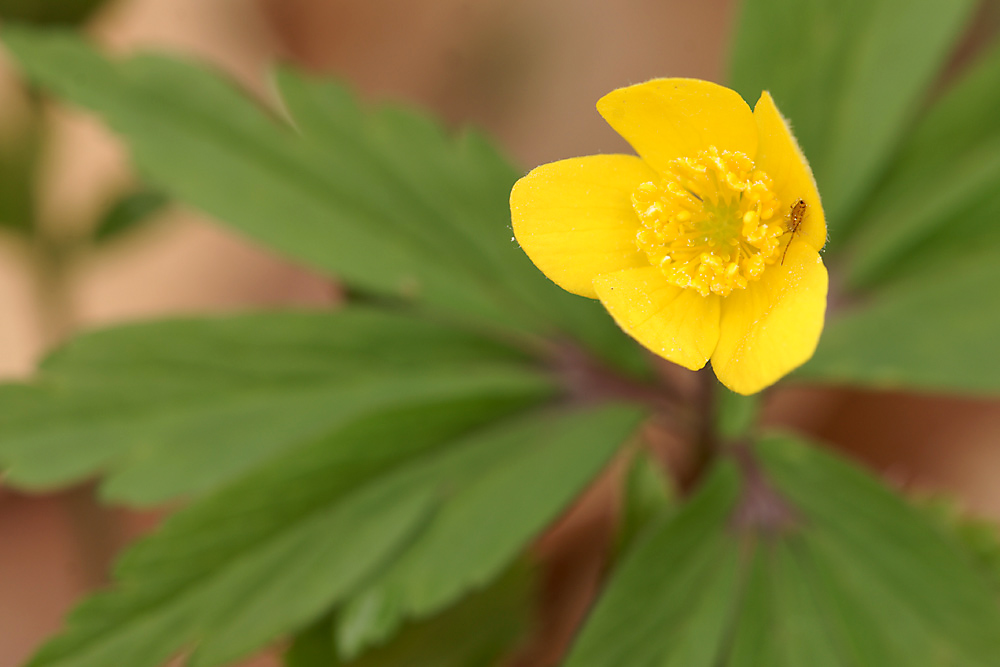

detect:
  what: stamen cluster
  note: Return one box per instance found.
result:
[632,146,785,297]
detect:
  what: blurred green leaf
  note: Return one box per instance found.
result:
[28,404,641,667]
[799,258,1000,394]
[715,386,760,440]
[616,448,674,553]
[728,0,975,229]
[843,39,1000,289]
[286,618,339,667]
[0,111,41,234]
[1,26,644,375]
[793,43,1000,396]
[0,0,107,26]
[0,308,554,503]
[288,564,532,667]
[334,400,641,659]
[564,435,1000,666]
[286,620,338,667]
[758,435,1000,664]
[563,462,741,667]
[918,496,1000,596]
[92,188,169,243]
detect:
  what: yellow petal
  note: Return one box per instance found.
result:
[593,267,721,371]
[596,79,758,176]
[510,154,657,298]
[711,243,828,395]
[753,91,826,252]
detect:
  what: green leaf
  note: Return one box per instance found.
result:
[0,109,42,234]
[714,386,760,440]
[0,0,109,26]
[0,26,643,374]
[29,404,642,667]
[798,257,1000,394]
[842,40,1000,289]
[92,188,169,243]
[271,67,646,374]
[726,537,845,667]
[0,308,554,503]
[616,448,674,553]
[728,0,976,228]
[796,43,1000,396]
[919,497,1000,596]
[287,564,532,667]
[564,462,742,667]
[285,618,338,667]
[565,435,1000,666]
[758,435,1000,665]
[334,401,643,659]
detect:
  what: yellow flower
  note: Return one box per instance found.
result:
[511,79,828,395]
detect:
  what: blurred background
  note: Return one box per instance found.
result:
[0,1,998,665]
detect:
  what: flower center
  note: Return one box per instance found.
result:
[632,146,786,297]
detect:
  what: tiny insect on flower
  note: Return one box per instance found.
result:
[780,199,807,266]
[510,79,828,395]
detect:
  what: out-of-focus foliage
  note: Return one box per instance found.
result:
[92,188,169,243]
[0,0,107,26]
[17,361,640,667]
[798,261,1000,393]
[616,449,675,552]
[0,309,642,666]
[919,496,1000,596]
[566,436,1000,667]
[0,310,554,500]
[0,110,41,234]
[2,0,1000,661]
[0,25,644,374]
[729,0,976,228]
[843,40,1000,289]
[286,564,532,667]
[729,0,1000,397]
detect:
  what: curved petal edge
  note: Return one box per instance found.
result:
[510,154,656,298]
[711,243,828,395]
[594,266,721,371]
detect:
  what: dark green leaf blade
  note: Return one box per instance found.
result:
[0,26,509,326]
[333,403,644,659]
[288,564,532,667]
[616,449,675,553]
[92,188,169,242]
[564,462,742,667]
[27,404,642,667]
[729,0,976,228]
[565,435,1000,666]
[920,496,1000,595]
[768,539,845,667]
[285,617,338,667]
[0,107,42,234]
[0,0,109,26]
[1,28,507,324]
[0,26,644,375]
[798,257,1000,394]
[758,434,1000,665]
[271,67,648,374]
[0,308,554,503]
[842,40,1000,289]
[723,545,778,667]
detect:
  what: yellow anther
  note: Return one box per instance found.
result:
[631,146,792,296]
